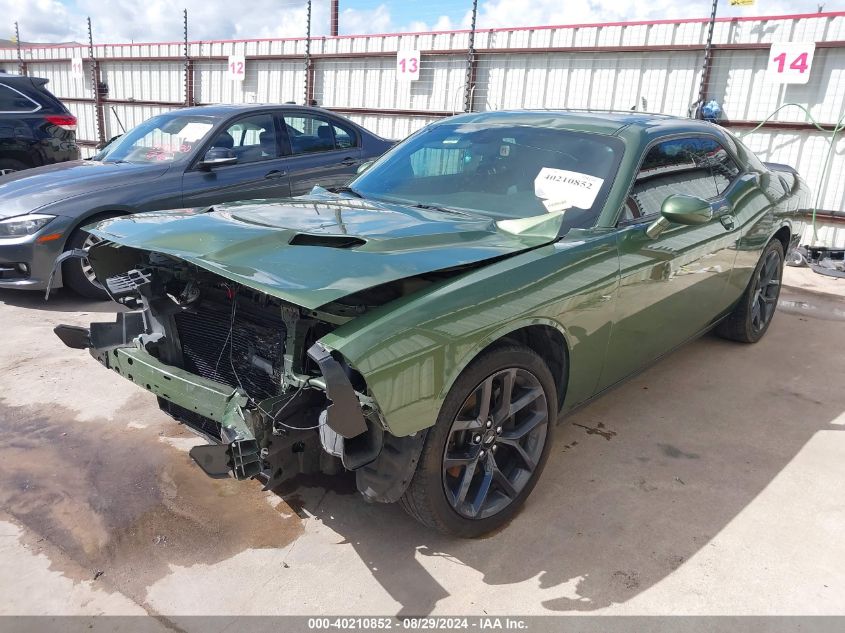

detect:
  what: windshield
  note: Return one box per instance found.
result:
[351,122,623,228]
[93,114,216,164]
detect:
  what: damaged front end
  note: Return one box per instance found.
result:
[54,244,426,501]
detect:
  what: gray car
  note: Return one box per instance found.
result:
[0,104,393,298]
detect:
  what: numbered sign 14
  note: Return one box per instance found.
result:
[70,57,85,80]
[396,50,420,82]
[766,42,815,84]
[228,55,246,82]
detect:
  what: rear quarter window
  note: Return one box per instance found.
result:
[0,84,40,112]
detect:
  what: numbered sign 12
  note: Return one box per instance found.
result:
[396,50,420,82]
[70,57,85,80]
[228,55,246,82]
[766,42,815,84]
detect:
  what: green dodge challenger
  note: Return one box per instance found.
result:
[56,111,809,536]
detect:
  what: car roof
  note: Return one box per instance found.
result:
[440,109,720,138]
[168,103,340,118]
[0,74,50,88]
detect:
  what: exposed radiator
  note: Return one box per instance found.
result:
[174,300,286,402]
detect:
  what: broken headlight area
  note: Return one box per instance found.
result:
[53,249,412,497]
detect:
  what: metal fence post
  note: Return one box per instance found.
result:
[87,17,105,145]
[14,22,26,76]
[694,0,719,118]
[463,0,479,113]
[304,0,313,105]
[330,0,339,37]
[184,9,194,106]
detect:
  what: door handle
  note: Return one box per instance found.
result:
[339,157,356,166]
[264,170,286,179]
[720,214,736,230]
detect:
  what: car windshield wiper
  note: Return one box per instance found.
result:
[411,202,476,217]
[333,186,364,198]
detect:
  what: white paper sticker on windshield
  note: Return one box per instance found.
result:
[179,122,214,142]
[534,168,604,210]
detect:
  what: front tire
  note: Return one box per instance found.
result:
[62,214,121,300]
[717,238,784,343]
[400,345,557,537]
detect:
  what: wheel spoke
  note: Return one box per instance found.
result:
[762,253,778,280]
[501,409,546,441]
[491,455,518,499]
[454,459,478,504]
[493,369,516,422]
[450,417,483,432]
[497,437,537,471]
[751,298,762,326]
[83,233,103,249]
[443,452,475,470]
[507,386,544,419]
[476,376,493,423]
[468,457,494,517]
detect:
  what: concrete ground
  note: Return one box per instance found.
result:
[0,267,843,619]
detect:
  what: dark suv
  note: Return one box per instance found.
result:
[0,74,79,174]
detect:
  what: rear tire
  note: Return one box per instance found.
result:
[62,213,121,300]
[400,345,557,537]
[717,239,784,343]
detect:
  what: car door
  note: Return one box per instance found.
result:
[598,135,743,389]
[181,112,291,207]
[281,111,364,195]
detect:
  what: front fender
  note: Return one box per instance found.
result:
[433,315,571,409]
[321,232,619,437]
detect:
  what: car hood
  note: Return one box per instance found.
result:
[88,195,564,310]
[0,160,171,219]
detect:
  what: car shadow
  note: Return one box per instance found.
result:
[0,288,121,314]
[270,305,844,615]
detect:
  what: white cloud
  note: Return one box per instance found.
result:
[340,3,394,35]
[474,0,844,29]
[2,0,843,44]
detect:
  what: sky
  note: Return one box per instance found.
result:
[4,0,844,44]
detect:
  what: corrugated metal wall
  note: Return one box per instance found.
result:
[1,11,843,212]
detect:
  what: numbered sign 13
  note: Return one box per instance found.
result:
[396,50,420,82]
[228,55,246,82]
[766,42,815,84]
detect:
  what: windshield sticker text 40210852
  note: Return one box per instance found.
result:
[534,167,605,210]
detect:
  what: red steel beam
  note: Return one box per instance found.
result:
[10,39,844,64]
[3,10,842,49]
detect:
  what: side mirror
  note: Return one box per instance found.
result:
[646,194,712,239]
[356,160,374,175]
[199,147,237,170]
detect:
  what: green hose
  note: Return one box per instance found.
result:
[737,102,845,246]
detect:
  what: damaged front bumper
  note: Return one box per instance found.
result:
[54,317,369,484]
[51,240,430,503]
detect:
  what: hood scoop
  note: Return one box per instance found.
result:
[289,233,366,249]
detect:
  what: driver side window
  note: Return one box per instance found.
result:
[622,137,740,222]
[214,114,278,164]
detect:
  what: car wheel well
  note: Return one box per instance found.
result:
[63,210,128,248]
[773,225,791,255]
[0,152,35,169]
[496,325,569,412]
